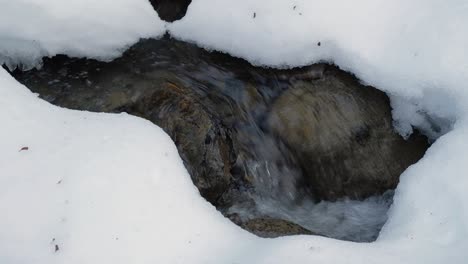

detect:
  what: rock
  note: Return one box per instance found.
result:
[236,216,315,238]
[148,0,192,22]
[121,81,237,204]
[267,66,429,201]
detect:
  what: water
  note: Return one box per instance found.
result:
[9,37,427,242]
[229,190,394,241]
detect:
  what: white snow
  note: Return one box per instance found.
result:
[0,0,165,70]
[1,0,468,263]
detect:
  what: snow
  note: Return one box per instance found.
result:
[0,0,165,70]
[1,0,468,263]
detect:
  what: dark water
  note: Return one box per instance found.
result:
[9,36,428,242]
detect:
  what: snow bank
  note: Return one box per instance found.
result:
[1,0,468,263]
[0,0,165,70]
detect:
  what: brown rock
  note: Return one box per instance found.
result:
[241,217,315,238]
[268,67,429,201]
[125,81,236,203]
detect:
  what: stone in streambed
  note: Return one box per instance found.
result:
[267,65,429,201]
[228,214,315,238]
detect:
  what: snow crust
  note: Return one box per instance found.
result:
[1,0,468,263]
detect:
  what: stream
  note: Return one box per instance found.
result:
[8,36,429,242]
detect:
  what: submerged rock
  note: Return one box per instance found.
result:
[10,37,429,242]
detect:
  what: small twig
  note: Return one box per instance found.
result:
[19,146,29,152]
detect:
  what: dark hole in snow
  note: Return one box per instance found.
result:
[148,0,192,22]
[9,36,429,242]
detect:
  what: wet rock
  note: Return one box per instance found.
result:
[148,0,192,22]
[267,66,429,201]
[242,218,315,238]
[228,214,314,238]
[121,81,236,203]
